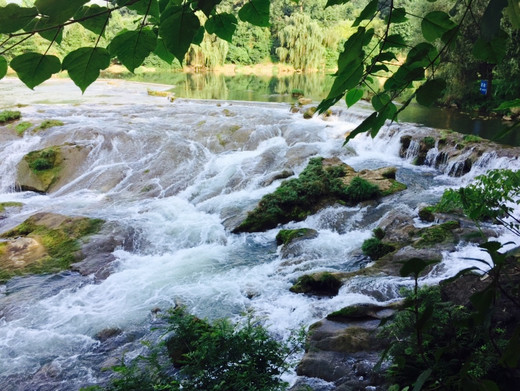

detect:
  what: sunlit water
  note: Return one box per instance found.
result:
[0,78,518,390]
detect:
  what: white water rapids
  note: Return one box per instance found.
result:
[0,78,518,391]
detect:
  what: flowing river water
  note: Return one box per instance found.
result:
[0,78,518,390]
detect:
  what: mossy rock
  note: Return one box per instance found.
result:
[0,212,103,282]
[16,144,91,193]
[38,119,64,130]
[413,220,460,248]
[0,202,23,213]
[290,272,342,296]
[233,158,405,233]
[303,107,317,119]
[276,228,318,246]
[418,206,435,222]
[326,303,396,322]
[0,110,21,123]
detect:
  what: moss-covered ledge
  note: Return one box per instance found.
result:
[0,212,103,283]
[233,157,406,233]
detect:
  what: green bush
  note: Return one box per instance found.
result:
[0,110,21,123]
[103,307,301,391]
[361,237,394,260]
[346,176,381,203]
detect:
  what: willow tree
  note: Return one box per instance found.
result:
[185,32,229,69]
[275,12,326,70]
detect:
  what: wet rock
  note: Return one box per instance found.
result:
[260,169,294,187]
[290,272,342,296]
[277,228,318,257]
[95,327,123,342]
[16,143,92,193]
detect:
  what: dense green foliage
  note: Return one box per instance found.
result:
[0,109,21,123]
[361,237,394,259]
[93,306,300,391]
[234,157,381,232]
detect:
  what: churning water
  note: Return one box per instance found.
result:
[0,78,518,390]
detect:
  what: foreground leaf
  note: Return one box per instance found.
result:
[24,17,64,43]
[62,47,110,92]
[74,5,109,35]
[35,0,89,24]
[10,53,61,89]
[108,28,157,73]
[159,6,200,63]
[238,0,270,27]
[481,0,508,40]
[421,11,456,42]
[117,0,159,18]
[205,13,238,42]
[0,4,38,34]
[416,79,447,106]
[0,57,7,80]
[353,0,378,27]
[154,38,175,64]
[346,88,363,107]
[197,0,224,17]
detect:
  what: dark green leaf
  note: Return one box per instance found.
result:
[406,43,438,69]
[500,326,520,368]
[159,6,201,63]
[381,34,407,50]
[238,0,270,27]
[416,78,447,106]
[472,30,508,64]
[108,28,157,73]
[353,0,378,27]
[470,288,494,322]
[154,38,175,64]
[369,64,389,73]
[338,27,366,73]
[197,0,223,17]
[74,5,109,35]
[399,258,439,277]
[481,0,508,40]
[205,13,237,42]
[24,17,63,43]
[62,47,110,93]
[421,11,456,42]
[326,0,352,7]
[376,52,397,62]
[0,57,7,80]
[10,53,61,89]
[495,98,520,110]
[413,368,432,391]
[193,26,205,45]
[372,93,391,112]
[386,7,407,24]
[384,65,425,91]
[0,4,38,34]
[344,112,378,144]
[35,0,89,24]
[117,0,159,18]
[346,88,363,107]
[328,59,363,98]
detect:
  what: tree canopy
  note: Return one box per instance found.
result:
[1,0,519,140]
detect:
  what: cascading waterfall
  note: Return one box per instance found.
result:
[0,79,519,390]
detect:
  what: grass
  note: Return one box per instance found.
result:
[15,121,32,135]
[0,110,21,123]
[38,119,64,130]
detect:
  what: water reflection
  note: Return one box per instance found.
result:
[104,71,517,146]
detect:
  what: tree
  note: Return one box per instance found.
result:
[1,0,519,140]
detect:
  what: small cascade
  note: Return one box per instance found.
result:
[404,139,420,162]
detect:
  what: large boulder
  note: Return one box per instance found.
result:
[16,143,91,193]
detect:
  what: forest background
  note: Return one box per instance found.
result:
[1,0,519,115]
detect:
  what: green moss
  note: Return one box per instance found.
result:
[38,119,64,130]
[15,121,32,135]
[276,228,313,245]
[419,206,435,222]
[463,134,483,143]
[234,158,383,233]
[0,202,23,213]
[415,221,460,248]
[382,180,408,196]
[361,237,395,260]
[303,106,317,119]
[0,216,103,282]
[28,148,57,172]
[423,136,435,148]
[0,110,21,123]
[290,272,342,296]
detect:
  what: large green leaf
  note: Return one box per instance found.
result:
[35,0,89,24]
[197,0,224,17]
[159,6,200,63]
[24,17,63,44]
[62,47,110,93]
[205,13,237,42]
[384,65,425,91]
[154,38,176,64]
[328,58,363,98]
[10,53,61,89]
[353,0,378,27]
[117,0,159,18]
[481,0,508,40]
[326,0,352,7]
[337,27,366,73]
[0,57,7,80]
[0,4,38,34]
[415,78,447,107]
[386,7,407,24]
[74,5,109,35]
[238,0,270,27]
[400,258,439,277]
[381,34,406,50]
[346,88,364,107]
[406,43,439,69]
[421,11,456,42]
[108,28,157,73]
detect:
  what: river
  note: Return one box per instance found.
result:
[0,77,518,390]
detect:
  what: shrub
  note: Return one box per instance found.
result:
[361,237,394,260]
[0,110,21,123]
[346,176,381,203]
